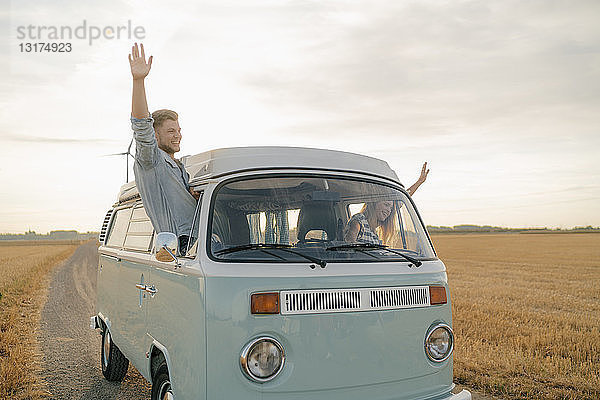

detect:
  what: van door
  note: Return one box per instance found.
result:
[116,204,154,379]
[146,190,206,398]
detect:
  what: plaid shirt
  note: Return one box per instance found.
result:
[348,213,381,245]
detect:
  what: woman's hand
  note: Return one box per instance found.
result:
[417,162,429,184]
[407,162,430,196]
[128,42,153,81]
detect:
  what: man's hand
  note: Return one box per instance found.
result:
[190,188,201,201]
[130,43,152,118]
[129,43,153,81]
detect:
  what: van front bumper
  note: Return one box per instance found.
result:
[441,389,471,400]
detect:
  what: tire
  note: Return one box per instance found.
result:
[152,364,174,400]
[100,327,129,381]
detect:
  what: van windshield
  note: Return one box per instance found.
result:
[209,176,436,263]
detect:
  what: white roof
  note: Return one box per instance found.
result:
[183,146,400,184]
[117,146,401,204]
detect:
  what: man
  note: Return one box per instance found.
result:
[128,43,198,252]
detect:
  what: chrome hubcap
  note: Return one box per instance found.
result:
[102,330,111,368]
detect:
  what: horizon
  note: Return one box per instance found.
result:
[2,1,599,232]
[3,224,600,236]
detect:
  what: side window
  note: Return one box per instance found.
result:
[124,205,154,252]
[106,207,132,248]
[397,202,419,250]
[182,191,204,258]
[247,212,265,243]
[246,209,298,244]
[348,203,365,218]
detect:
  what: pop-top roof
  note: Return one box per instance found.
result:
[183,146,400,184]
[116,146,401,205]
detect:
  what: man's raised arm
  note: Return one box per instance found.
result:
[129,43,153,118]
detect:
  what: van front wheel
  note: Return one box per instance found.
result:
[100,328,129,381]
[152,364,173,400]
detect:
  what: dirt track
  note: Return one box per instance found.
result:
[37,241,494,400]
[38,241,149,400]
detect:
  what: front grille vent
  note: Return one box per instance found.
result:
[280,286,431,315]
[98,209,114,244]
[370,286,429,310]
[282,290,361,315]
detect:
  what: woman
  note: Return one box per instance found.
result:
[344,162,429,245]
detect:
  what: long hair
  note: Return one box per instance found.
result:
[360,201,397,245]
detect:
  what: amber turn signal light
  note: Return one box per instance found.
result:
[429,286,447,305]
[251,292,280,314]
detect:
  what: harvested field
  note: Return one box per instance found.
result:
[432,233,600,400]
[2,235,598,399]
[0,241,80,399]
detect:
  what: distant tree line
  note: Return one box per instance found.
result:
[0,230,99,241]
[2,225,598,241]
[427,225,600,233]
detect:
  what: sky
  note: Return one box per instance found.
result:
[1,0,599,233]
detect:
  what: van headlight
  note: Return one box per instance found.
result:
[424,323,454,362]
[240,337,285,382]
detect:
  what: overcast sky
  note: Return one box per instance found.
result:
[1,0,599,233]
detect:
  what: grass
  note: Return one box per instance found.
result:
[0,241,80,399]
[432,233,600,400]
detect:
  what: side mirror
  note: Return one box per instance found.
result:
[156,232,178,263]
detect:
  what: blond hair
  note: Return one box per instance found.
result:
[360,202,397,245]
[152,109,178,130]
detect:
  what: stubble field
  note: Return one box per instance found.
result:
[0,235,598,399]
[433,233,600,400]
[0,241,80,399]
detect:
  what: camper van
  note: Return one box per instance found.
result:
[91,146,470,400]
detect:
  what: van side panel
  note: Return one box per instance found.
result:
[97,253,126,345]
[116,256,152,378]
[147,266,206,400]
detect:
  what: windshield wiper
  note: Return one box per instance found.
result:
[326,243,422,267]
[214,243,327,267]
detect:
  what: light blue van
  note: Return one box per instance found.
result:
[92,146,471,400]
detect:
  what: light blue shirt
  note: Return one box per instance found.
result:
[131,115,197,238]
